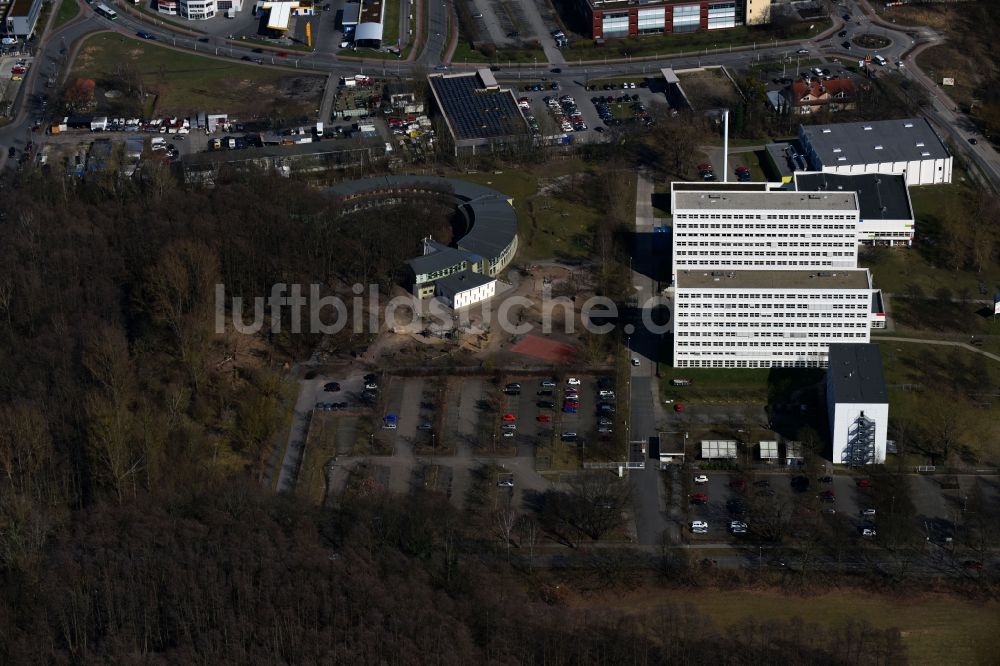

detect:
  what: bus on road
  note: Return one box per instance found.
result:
[95,3,118,19]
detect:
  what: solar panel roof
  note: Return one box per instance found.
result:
[429,74,528,142]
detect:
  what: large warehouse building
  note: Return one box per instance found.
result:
[672,269,874,369]
[826,343,889,466]
[575,0,769,40]
[670,187,860,281]
[794,172,915,246]
[798,118,952,186]
[429,70,530,157]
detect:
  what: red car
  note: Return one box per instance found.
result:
[277,51,289,57]
[537,414,552,423]
[674,403,685,412]
[690,492,708,504]
[735,165,750,175]
[856,479,872,488]
[697,162,712,172]
[502,413,516,422]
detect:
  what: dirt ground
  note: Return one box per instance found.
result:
[676,67,743,111]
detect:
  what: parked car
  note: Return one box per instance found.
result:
[729,520,748,534]
[690,492,708,504]
[323,382,341,392]
[560,432,577,441]
[690,520,708,533]
[856,478,872,488]
[540,379,557,387]
[502,413,516,422]
[537,400,555,409]
[537,414,552,423]
[693,474,708,484]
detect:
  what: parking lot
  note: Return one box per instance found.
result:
[505,75,667,141]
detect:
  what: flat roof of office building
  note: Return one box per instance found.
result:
[428,73,528,142]
[827,343,888,404]
[673,189,857,212]
[676,269,871,290]
[794,172,912,221]
[801,117,950,166]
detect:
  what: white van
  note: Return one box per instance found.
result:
[874,55,887,66]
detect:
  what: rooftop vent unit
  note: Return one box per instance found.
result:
[833,147,842,153]
[822,128,832,133]
[921,151,931,156]
[863,126,873,131]
[874,145,883,150]
[916,142,925,147]
[904,122,914,128]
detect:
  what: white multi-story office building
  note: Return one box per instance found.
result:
[670,187,859,281]
[673,269,873,369]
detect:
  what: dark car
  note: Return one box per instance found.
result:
[537,389,553,397]
[550,67,562,73]
[364,373,377,382]
[241,55,252,61]
[969,137,978,145]
[819,475,833,484]
[842,41,852,49]
[838,30,848,37]
[537,400,555,409]
[323,382,341,392]
[137,31,156,40]
[6,147,13,158]
[251,48,264,53]
[842,13,851,21]
[198,37,210,43]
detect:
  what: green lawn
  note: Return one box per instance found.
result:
[451,40,547,65]
[660,367,770,404]
[611,589,1000,665]
[381,0,400,49]
[726,149,768,182]
[567,20,831,60]
[659,366,824,407]
[53,0,80,29]
[455,161,602,262]
[72,33,322,118]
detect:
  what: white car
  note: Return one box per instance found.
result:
[861,528,877,538]
[796,48,809,55]
[631,357,640,366]
[567,377,581,385]
[693,474,708,484]
[729,521,748,534]
[599,389,615,398]
[861,508,876,518]
[691,521,708,533]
